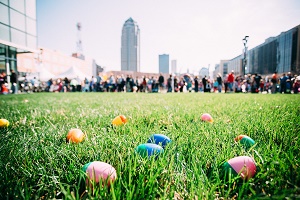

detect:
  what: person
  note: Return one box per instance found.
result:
[286,79,291,94]
[167,74,172,92]
[202,76,207,92]
[63,77,70,92]
[293,76,300,94]
[49,80,60,92]
[254,73,261,92]
[280,73,287,93]
[194,76,199,92]
[178,77,185,92]
[10,69,18,94]
[271,72,278,94]
[70,78,78,92]
[158,73,165,92]
[217,73,222,93]
[227,71,235,92]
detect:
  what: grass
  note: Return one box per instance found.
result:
[0,92,299,199]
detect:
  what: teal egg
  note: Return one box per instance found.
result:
[136,143,164,158]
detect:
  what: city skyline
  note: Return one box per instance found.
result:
[36,0,300,74]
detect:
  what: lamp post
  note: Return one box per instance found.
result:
[243,36,249,76]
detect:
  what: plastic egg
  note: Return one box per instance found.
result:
[235,135,255,149]
[112,115,127,126]
[147,134,171,148]
[82,161,117,187]
[222,156,256,180]
[66,128,85,143]
[201,113,213,123]
[0,119,9,128]
[136,143,164,158]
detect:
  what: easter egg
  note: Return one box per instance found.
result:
[147,134,171,148]
[112,115,127,126]
[82,161,117,187]
[201,113,213,123]
[136,143,164,158]
[0,119,9,128]
[222,156,256,180]
[66,128,85,143]
[235,135,255,149]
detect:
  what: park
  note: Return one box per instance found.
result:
[0,92,299,199]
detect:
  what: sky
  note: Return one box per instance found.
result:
[36,0,300,74]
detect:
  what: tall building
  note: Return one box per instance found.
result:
[159,54,169,74]
[247,25,300,75]
[121,17,140,72]
[227,24,300,76]
[0,0,38,81]
[171,60,177,74]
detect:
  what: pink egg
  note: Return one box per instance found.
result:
[223,156,257,180]
[82,161,117,187]
[201,113,213,123]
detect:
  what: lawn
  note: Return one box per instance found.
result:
[0,92,299,199]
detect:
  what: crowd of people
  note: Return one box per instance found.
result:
[1,71,300,95]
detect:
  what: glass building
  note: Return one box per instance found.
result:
[247,25,300,75]
[159,54,169,74]
[121,18,140,72]
[0,0,37,81]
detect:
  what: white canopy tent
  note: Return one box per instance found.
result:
[54,66,90,81]
[22,66,55,82]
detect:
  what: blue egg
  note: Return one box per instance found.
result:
[147,134,171,148]
[136,143,164,158]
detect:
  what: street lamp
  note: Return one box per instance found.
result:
[243,36,249,76]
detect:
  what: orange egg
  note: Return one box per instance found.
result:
[0,119,9,128]
[66,128,85,143]
[112,115,127,126]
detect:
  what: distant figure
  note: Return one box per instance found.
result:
[194,76,199,92]
[202,76,207,92]
[227,71,235,92]
[167,74,172,92]
[10,69,18,94]
[217,73,222,93]
[271,72,278,94]
[158,73,165,92]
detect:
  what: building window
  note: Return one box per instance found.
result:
[0,0,9,5]
[0,3,9,24]
[0,23,10,41]
[11,28,26,46]
[25,0,36,19]
[27,34,37,49]
[9,0,25,13]
[26,17,36,35]
[10,9,26,31]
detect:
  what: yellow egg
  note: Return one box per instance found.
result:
[112,115,127,126]
[0,119,9,128]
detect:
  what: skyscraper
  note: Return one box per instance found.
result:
[171,60,177,74]
[159,54,169,74]
[121,18,140,72]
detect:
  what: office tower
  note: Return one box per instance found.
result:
[171,60,177,73]
[121,18,140,72]
[159,54,169,74]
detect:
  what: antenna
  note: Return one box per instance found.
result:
[73,22,85,60]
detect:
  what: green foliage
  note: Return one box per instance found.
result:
[0,93,299,199]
